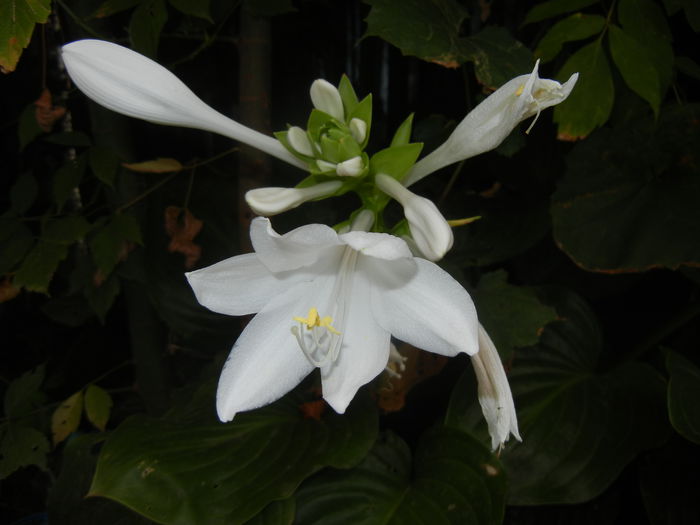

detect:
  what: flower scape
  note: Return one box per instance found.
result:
[61,39,577,451]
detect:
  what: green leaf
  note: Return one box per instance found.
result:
[676,55,700,80]
[553,40,614,140]
[129,0,168,58]
[168,0,211,21]
[241,0,296,17]
[369,143,423,181]
[608,25,662,115]
[463,26,534,89]
[535,13,606,62]
[44,216,92,245]
[390,113,414,147]
[473,271,557,360]
[84,385,114,432]
[667,351,700,444]
[3,364,45,418]
[9,172,38,214]
[85,271,122,322]
[245,499,295,525]
[13,239,69,293]
[523,0,599,25]
[18,101,43,149]
[0,222,33,274]
[89,389,377,525]
[54,157,87,211]
[52,390,84,445]
[90,146,120,187]
[0,0,51,72]
[90,214,142,276]
[337,75,359,116]
[683,0,700,31]
[0,425,49,479]
[447,288,668,504]
[91,0,141,18]
[45,131,92,147]
[551,105,700,272]
[295,429,506,524]
[363,0,470,67]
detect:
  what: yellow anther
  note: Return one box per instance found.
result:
[515,84,524,96]
[293,307,340,334]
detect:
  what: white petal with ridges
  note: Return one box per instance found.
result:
[245,181,342,216]
[309,79,345,121]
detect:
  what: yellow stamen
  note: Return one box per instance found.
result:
[515,84,525,96]
[293,307,340,334]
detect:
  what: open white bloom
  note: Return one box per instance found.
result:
[472,324,522,451]
[61,39,305,169]
[186,214,479,420]
[375,173,453,261]
[245,181,342,216]
[405,61,578,186]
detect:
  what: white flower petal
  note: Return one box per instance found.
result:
[370,258,479,356]
[340,230,414,261]
[321,273,390,413]
[62,39,305,169]
[287,126,314,157]
[309,79,345,121]
[349,118,367,143]
[216,281,317,421]
[245,181,342,216]
[336,156,364,176]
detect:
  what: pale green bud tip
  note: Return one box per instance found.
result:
[349,118,367,144]
[310,79,345,121]
[287,126,314,157]
[245,181,342,216]
[316,159,337,172]
[336,156,363,177]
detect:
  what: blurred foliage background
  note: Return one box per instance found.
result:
[1,0,699,523]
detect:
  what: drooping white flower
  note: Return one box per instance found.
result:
[186,214,480,421]
[61,39,305,169]
[375,173,453,261]
[245,181,342,216]
[471,324,522,451]
[405,61,578,186]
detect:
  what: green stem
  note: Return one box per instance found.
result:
[628,301,700,361]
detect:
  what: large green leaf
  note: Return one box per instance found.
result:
[89,389,377,525]
[0,0,51,72]
[295,429,506,524]
[523,0,600,25]
[463,26,533,89]
[13,239,69,293]
[129,0,168,58]
[535,13,606,62]
[552,105,700,272]
[447,288,668,504]
[553,40,614,139]
[0,424,49,479]
[666,350,700,444]
[90,213,142,275]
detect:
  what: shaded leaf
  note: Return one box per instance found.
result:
[123,157,183,173]
[0,425,49,479]
[90,146,120,187]
[45,131,92,147]
[242,0,296,17]
[551,105,700,272]
[52,390,84,446]
[85,271,122,323]
[9,171,38,214]
[676,55,700,80]
[0,222,34,274]
[129,0,168,58]
[463,26,533,89]
[245,499,295,525]
[3,364,45,418]
[54,156,87,211]
[535,13,605,62]
[369,143,423,180]
[91,0,141,18]
[683,0,700,31]
[44,216,92,244]
[13,239,69,293]
[18,100,44,149]
[447,288,668,504]
[553,40,614,140]
[85,385,113,432]
[0,0,51,73]
[90,214,142,276]
[667,350,700,444]
[524,0,599,25]
[168,0,211,20]
[295,429,506,524]
[89,390,377,525]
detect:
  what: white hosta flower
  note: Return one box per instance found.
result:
[287,126,314,157]
[405,61,578,186]
[186,215,479,421]
[471,324,522,451]
[245,181,342,216]
[309,79,345,121]
[349,118,367,144]
[336,156,364,177]
[375,173,453,261]
[61,39,305,169]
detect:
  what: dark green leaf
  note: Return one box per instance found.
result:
[9,172,38,214]
[168,0,211,21]
[447,288,668,504]
[535,13,605,62]
[3,364,45,418]
[523,0,599,25]
[0,0,51,72]
[473,271,557,360]
[338,75,359,116]
[18,101,44,149]
[682,0,700,31]
[463,26,534,89]
[676,56,700,80]
[129,0,168,58]
[90,146,120,187]
[89,391,377,525]
[0,222,34,274]
[41,294,94,327]
[295,429,506,524]
[45,131,92,147]
[85,384,114,432]
[667,351,700,444]
[90,214,142,276]
[44,216,92,244]
[54,157,87,211]
[363,0,470,67]
[91,0,141,18]
[552,105,700,272]
[369,143,423,180]
[13,239,69,293]
[608,25,662,115]
[553,40,614,140]
[390,113,414,147]
[85,271,122,322]
[245,499,295,525]
[241,0,296,17]
[0,425,49,479]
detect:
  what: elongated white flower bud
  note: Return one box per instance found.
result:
[336,156,364,177]
[287,126,314,157]
[405,61,578,186]
[245,181,342,216]
[61,39,305,169]
[349,117,367,144]
[472,324,522,451]
[375,173,453,261]
[310,79,345,121]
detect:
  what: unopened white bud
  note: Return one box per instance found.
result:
[349,118,367,144]
[245,181,342,216]
[287,126,314,157]
[336,156,364,177]
[316,159,337,172]
[310,79,345,121]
